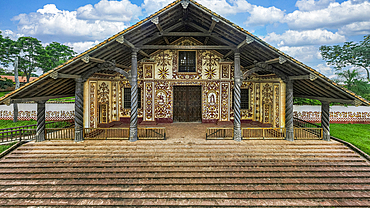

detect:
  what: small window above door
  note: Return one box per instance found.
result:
[179,51,196,72]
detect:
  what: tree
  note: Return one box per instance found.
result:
[320,35,370,82]
[0,31,19,68]
[337,69,370,100]
[38,42,76,73]
[17,37,43,83]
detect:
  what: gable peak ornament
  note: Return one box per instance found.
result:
[181,0,189,9]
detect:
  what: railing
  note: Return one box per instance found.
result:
[46,128,75,140]
[293,117,321,128]
[84,127,166,140]
[206,128,233,140]
[294,128,323,140]
[0,120,74,143]
[242,128,286,140]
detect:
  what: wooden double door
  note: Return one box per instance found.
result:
[173,86,202,122]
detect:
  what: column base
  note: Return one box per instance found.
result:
[74,130,84,142]
[323,132,330,141]
[285,131,294,141]
[35,133,45,142]
[234,129,242,142]
[129,128,138,142]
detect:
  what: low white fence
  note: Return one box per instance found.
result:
[0,103,74,121]
[0,103,368,124]
[294,105,370,124]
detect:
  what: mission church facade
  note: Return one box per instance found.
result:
[1,0,368,142]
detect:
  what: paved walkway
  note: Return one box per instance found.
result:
[0,135,370,207]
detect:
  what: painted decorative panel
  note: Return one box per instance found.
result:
[262,83,273,124]
[112,81,118,121]
[201,51,220,80]
[202,82,219,120]
[220,82,229,121]
[154,50,173,79]
[89,81,97,128]
[119,80,130,117]
[97,81,110,123]
[144,82,154,121]
[143,64,154,79]
[274,84,280,127]
[221,64,230,79]
[155,81,172,119]
[255,83,261,122]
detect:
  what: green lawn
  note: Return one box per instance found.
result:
[0,91,11,97]
[330,123,370,156]
[0,142,17,154]
[0,120,72,129]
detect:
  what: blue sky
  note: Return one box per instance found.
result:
[1,0,369,79]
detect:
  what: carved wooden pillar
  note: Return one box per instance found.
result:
[285,79,294,141]
[233,51,242,141]
[75,78,84,142]
[321,101,330,141]
[130,48,139,142]
[36,100,46,142]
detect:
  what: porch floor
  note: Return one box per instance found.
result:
[1,138,370,207]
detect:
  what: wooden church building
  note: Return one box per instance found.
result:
[1,0,369,142]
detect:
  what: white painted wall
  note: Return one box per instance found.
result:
[0,103,74,121]
[294,105,370,124]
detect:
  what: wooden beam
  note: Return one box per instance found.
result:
[187,22,236,46]
[237,36,254,49]
[163,32,209,36]
[10,94,75,103]
[289,75,311,80]
[81,55,130,69]
[139,45,235,50]
[294,94,355,104]
[204,17,219,45]
[116,35,135,48]
[49,72,81,79]
[223,50,234,59]
[246,56,287,69]
[151,16,170,45]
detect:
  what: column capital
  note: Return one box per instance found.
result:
[132,48,140,53]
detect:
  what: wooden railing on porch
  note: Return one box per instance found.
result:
[206,128,233,140]
[242,128,286,140]
[84,127,166,140]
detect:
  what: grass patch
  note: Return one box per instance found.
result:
[330,123,370,156]
[0,91,11,97]
[0,142,17,154]
[0,120,72,129]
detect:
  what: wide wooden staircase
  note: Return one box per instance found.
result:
[1,139,370,207]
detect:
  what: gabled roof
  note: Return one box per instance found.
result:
[0,0,369,106]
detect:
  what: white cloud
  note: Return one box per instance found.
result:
[295,0,334,11]
[278,45,322,63]
[12,4,129,43]
[316,63,336,78]
[77,0,141,22]
[283,1,370,30]
[244,5,284,26]
[264,29,345,47]
[0,30,23,40]
[64,41,101,54]
[142,0,252,16]
[338,21,370,36]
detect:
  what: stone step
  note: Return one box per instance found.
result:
[1,190,370,200]
[1,177,369,186]
[1,172,370,180]
[0,198,369,207]
[1,157,366,163]
[5,152,360,159]
[13,149,354,154]
[2,184,369,192]
[1,161,368,168]
[1,166,370,174]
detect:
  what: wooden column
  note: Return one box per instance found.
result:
[233,51,242,141]
[321,101,330,141]
[129,48,139,142]
[74,78,84,142]
[35,100,46,142]
[285,80,294,141]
